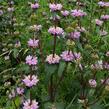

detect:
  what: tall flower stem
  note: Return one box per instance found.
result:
[49,74,54,102]
[53,35,57,57]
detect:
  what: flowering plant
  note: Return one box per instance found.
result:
[0,0,109,109]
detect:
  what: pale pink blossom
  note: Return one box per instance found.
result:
[95,19,103,26]
[26,55,38,66]
[98,1,109,7]
[70,31,81,39]
[74,52,81,60]
[61,51,74,62]
[8,89,16,99]
[46,54,60,64]
[61,10,69,17]
[7,7,14,12]
[29,25,42,31]
[23,75,39,87]
[91,60,103,70]
[16,87,24,95]
[31,3,39,9]
[89,79,97,88]
[23,99,39,109]
[101,15,109,20]
[71,9,87,17]
[49,3,62,11]
[99,30,108,36]
[104,62,109,70]
[98,1,105,7]
[48,27,64,36]
[28,39,39,48]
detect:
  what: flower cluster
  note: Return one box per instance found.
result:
[61,10,69,17]
[16,87,24,95]
[99,30,108,36]
[7,7,14,12]
[8,89,16,99]
[98,1,109,7]
[23,75,39,87]
[46,54,60,64]
[48,27,64,36]
[101,15,109,20]
[31,3,39,9]
[70,31,81,39]
[89,79,97,88]
[28,39,39,48]
[61,51,74,62]
[91,61,103,70]
[23,99,39,109]
[95,19,103,26]
[71,9,87,17]
[29,25,42,31]
[26,55,38,66]
[49,3,62,11]
[104,62,109,70]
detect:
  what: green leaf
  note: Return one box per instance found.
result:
[13,49,19,58]
[58,61,66,78]
[45,63,58,83]
[45,63,58,74]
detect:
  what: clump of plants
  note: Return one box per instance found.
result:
[0,0,109,109]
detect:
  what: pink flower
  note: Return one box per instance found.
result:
[16,87,24,95]
[101,15,109,20]
[106,51,109,56]
[26,55,38,66]
[71,9,87,17]
[23,75,39,87]
[61,51,74,62]
[48,27,64,36]
[8,89,16,99]
[7,7,14,12]
[95,19,103,26]
[89,79,97,88]
[31,3,39,9]
[28,39,39,48]
[23,99,39,109]
[29,25,42,31]
[105,2,109,7]
[98,1,105,7]
[98,1,109,7]
[91,60,103,70]
[70,31,81,39]
[99,30,108,36]
[74,52,81,60]
[46,54,60,64]
[104,62,109,70]
[61,10,69,17]
[49,3,62,11]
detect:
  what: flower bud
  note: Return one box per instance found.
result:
[66,39,75,49]
[66,27,74,33]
